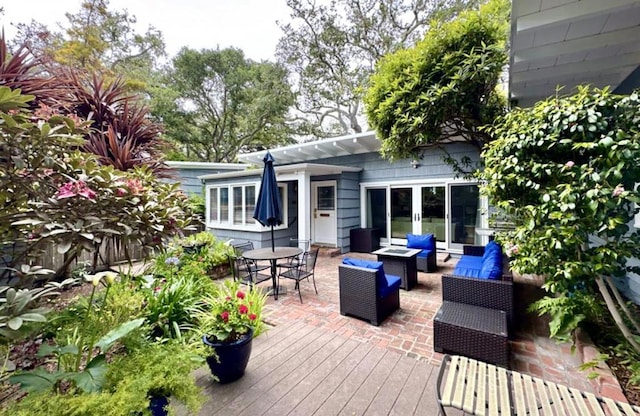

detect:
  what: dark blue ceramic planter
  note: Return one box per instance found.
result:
[202,327,253,383]
[148,395,169,416]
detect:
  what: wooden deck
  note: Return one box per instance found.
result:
[185,321,443,415]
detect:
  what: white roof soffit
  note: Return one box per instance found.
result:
[510,0,640,108]
[237,131,381,166]
[198,163,362,181]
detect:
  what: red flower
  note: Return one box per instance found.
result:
[221,311,229,322]
[238,304,248,314]
[236,291,245,299]
[226,296,232,301]
[249,313,257,321]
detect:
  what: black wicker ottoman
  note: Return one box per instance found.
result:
[434,301,509,367]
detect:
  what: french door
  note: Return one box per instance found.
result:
[366,182,481,251]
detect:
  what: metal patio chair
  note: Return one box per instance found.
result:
[277,248,318,303]
[276,238,310,270]
[230,241,270,278]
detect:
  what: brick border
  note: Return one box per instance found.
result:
[575,328,629,403]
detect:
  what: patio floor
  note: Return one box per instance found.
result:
[184,249,625,415]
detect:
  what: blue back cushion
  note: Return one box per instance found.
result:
[342,258,387,288]
[482,241,501,261]
[406,233,435,250]
[479,251,502,279]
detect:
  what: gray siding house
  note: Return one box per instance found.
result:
[200,131,491,255]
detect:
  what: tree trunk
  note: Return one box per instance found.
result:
[595,275,640,354]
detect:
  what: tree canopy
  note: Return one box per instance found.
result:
[364,0,508,164]
[277,0,479,138]
[10,0,165,90]
[153,47,295,162]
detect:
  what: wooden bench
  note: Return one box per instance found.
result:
[436,354,640,416]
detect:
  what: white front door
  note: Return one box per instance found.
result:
[312,181,337,246]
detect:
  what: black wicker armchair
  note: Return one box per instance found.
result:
[433,244,514,367]
[338,264,400,326]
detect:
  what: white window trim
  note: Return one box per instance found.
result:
[206,182,288,232]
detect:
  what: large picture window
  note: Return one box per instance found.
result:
[206,182,287,231]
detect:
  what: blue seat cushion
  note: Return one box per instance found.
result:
[406,233,435,251]
[454,255,484,278]
[453,265,483,278]
[342,257,388,289]
[380,274,401,298]
[456,255,483,270]
[416,248,434,258]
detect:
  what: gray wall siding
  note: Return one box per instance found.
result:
[337,172,361,253]
[308,142,480,183]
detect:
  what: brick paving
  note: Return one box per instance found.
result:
[259,249,629,403]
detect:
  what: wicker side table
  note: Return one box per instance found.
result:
[349,228,380,253]
[434,301,509,367]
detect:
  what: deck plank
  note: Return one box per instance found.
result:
[314,346,387,415]
[263,338,361,416]
[388,359,433,416]
[339,350,402,415]
[363,354,418,416]
[239,328,347,415]
[222,326,332,414]
[187,322,444,416]
[289,342,374,416]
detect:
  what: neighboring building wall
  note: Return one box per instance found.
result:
[165,162,247,196]
[168,168,207,196]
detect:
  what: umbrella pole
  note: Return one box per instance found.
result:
[271,226,275,251]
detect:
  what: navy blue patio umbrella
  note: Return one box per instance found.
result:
[253,152,283,251]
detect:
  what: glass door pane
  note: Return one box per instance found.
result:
[420,186,445,243]
[390,188,412,239]
[449,184,480,249]
[366,188,387,240]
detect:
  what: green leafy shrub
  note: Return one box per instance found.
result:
[482,86,640,353]
[3,342,204,416]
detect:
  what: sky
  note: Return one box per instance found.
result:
[1,0,292,61]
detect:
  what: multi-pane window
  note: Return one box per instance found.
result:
[207,183,285,229]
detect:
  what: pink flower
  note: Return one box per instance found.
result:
[249,313,257,321]
[238,304,248,314]
[565,161,574,168]
[225,296,232,301]
[55,182,76,199]
[221,311,229,322]
[116,188,127,196]
[236,291,245,299]
[126,179,145,195]
[613,185,625,197]
[55,180,96,200]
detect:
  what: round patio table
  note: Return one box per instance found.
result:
[242,247,303,300]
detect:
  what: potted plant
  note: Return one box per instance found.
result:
[197,280,267,383]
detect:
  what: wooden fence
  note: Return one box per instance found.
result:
[1,239,150,283]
